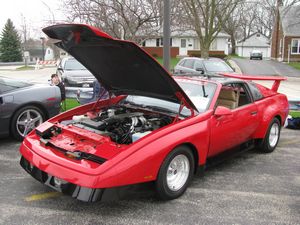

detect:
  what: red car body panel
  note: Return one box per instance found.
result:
[19,24,289,201]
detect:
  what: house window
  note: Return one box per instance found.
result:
[291,39,300,54]
[170,38,172,47]
[160,38,163,46]
[156,38,160,47]
[142,41,146,47]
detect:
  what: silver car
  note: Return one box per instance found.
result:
[174,57,234,75]
[0,76,61,140]
[250,50,263,60]
[57,57,96,87]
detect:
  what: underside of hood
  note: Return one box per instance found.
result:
[43,24,197,111]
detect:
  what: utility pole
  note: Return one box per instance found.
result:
[40,37,45,61]
[163,0,170,72]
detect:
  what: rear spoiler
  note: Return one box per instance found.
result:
[220,73,287,92]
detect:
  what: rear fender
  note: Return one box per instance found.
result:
[253,95,288,139]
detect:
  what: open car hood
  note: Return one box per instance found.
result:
[43,24,197,111]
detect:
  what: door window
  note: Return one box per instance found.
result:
[216,83,252,109]
[181,39,187,48]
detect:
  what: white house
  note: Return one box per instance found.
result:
[142,30,230,56]
[236,32,271,58]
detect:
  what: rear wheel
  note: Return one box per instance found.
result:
[258,118,281,153]
[10,106,45,141]
[155,146,195,200]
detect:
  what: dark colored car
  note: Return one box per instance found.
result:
[57,57,96,87]
[0,76,61,140]
[250,50,263,60]
[174,57,234,75]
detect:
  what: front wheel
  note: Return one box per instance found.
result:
[258,117,281,153]
[155,146,195,200]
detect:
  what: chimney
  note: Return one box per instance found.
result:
[271,0,283,59]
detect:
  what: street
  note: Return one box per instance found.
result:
[232,58,300,77]
[0,128,299,225]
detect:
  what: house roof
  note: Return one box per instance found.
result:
[236,32,270,47]
[137,28,230,39]
[170,29,230,38]
[280,5,300,36]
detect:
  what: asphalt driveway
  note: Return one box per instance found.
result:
[232,58,300,77]
[0,128,299,225]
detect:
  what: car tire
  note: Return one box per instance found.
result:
[10,106,45,141]
[155,146,195,200]
[258,117,281,153]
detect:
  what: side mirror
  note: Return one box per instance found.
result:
[196,67,205,74]
[57,67,63,72]
[214,106,232,117]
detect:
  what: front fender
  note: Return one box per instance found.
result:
[94,117,210,188]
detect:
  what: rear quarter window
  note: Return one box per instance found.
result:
[248,82,263,101]
[182,59,195,69]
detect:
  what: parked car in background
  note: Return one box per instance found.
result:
[174,57,234,75]
[20,24,289,202]
[250,50,263,60]
[0,76,61,140]
[76,80,108,105]
[56,57,96,87]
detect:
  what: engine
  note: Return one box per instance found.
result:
[66,106,172,144]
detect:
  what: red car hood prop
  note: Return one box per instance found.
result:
[43,24,197,112]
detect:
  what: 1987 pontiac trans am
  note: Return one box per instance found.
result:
[20,24,289,202]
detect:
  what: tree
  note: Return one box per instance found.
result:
[182,0,242,58]
[0,19,23,62]
[62,0,162,43]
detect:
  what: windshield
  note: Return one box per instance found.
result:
[121,81,217,116]
[0,77,31,94]
[64,59,87,70]
[203,61,233,72]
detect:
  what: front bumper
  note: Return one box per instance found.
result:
[20,156,103,202]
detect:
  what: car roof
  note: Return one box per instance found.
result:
[174,75,245,85]
[180,57,224,61]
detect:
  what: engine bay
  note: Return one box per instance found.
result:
[60,106,173,144]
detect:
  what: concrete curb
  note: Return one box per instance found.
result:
[227,59,242,74]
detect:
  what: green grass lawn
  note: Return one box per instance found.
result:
[16,66,35,70]
[226,54,245,59]
[288,62,300,70]
[62,98,80,112]
[289,111,300,118]
[154,57,180,71]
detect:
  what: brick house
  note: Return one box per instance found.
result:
[271,3,300,62]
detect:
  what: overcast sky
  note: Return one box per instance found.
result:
[0,0,67,39]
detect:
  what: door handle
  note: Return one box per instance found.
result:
[250,111,257,115]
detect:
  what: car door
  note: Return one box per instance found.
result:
[208,82,259,157]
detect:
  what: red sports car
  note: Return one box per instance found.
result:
[20,24,289,202]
